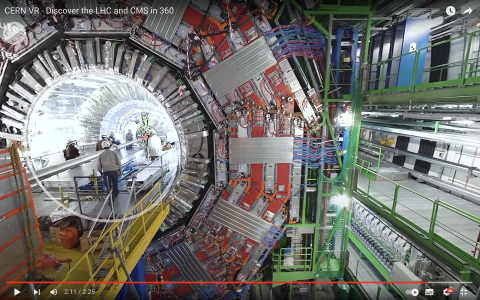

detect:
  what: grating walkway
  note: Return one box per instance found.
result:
[357,174,480,254]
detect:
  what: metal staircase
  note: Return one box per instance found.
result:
[39,182,169,300]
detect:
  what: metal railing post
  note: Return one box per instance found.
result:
[113,247,142,300]
[379,61,386,93]
[409,51,420,92]
[141,200,147,236]
[429,200,439,239]
[461,33,473,86]
[377,148,382,173]
[392,184,400,215]
[355,259,359,278]
[376,285,382,300]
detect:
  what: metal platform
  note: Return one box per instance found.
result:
[33,192,132,219]
[40,147,146,189]
[357,176,480,254]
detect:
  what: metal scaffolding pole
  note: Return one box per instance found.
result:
[114,247,142,300]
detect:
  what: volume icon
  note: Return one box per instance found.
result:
[50,289,57,295]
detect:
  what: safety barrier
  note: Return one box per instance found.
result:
[43,183,170,300]
[272,247,314,272]
[366,30,480,96]
[0,145,43,294]
[355,164,480,283]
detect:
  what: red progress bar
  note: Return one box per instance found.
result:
[7,281,429,284]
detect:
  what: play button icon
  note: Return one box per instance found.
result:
[14,289,20,296]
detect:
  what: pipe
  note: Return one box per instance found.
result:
[361,141,480,177]
[29,139,140,182]
[28,283,38,300]
[361,124,480,148]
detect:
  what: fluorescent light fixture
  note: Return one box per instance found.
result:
[443,117,452,120]
[332,195,351,208]
[390,114,399,117]
[338,111,353,127]
[451,120,475,124]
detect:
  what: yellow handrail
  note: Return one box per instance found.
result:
[44,183,169,300]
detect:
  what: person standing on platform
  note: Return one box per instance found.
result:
[125,129,134,150]
[97,141,122,199]
[96,134,109,151]
[109,132,121,145]
[64,139,80,161]
[146,130,163,161]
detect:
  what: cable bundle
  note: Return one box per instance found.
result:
[261,225,284,249]
[293,137,338,169]
[263,24,325,61]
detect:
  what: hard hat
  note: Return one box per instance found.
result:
[128,129,132,132]
[67,139,76,145]
[109,132,114,135]
[101,141,111,148]
[101,134,107,138]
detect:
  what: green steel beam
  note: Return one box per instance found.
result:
[349,232,392,281]
[289,0,329,35]
[362,13,372,67]
[315,207,346,271]
[364,82,480,104]
[354,190,480,286]
[324,111,344,169]
[286,224,318,228]
[272,272,317,287]
[312,226,319,269]
[274,0,288,25]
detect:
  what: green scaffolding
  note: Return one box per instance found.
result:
[315,65,364,278]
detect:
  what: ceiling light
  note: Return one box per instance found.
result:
[338,111,353,127]
[390,114,399,117]
[451,120,474,124]
[332,195,351,208]
[443,117,452,120]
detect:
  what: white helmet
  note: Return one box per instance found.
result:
[101,141,111,148]
[67,139,76,145]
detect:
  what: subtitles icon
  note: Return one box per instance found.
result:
[425,289,434,296]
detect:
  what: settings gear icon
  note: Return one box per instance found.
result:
[443,287,454,296]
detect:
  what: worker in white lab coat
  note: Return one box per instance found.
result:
[146,129,163,161]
